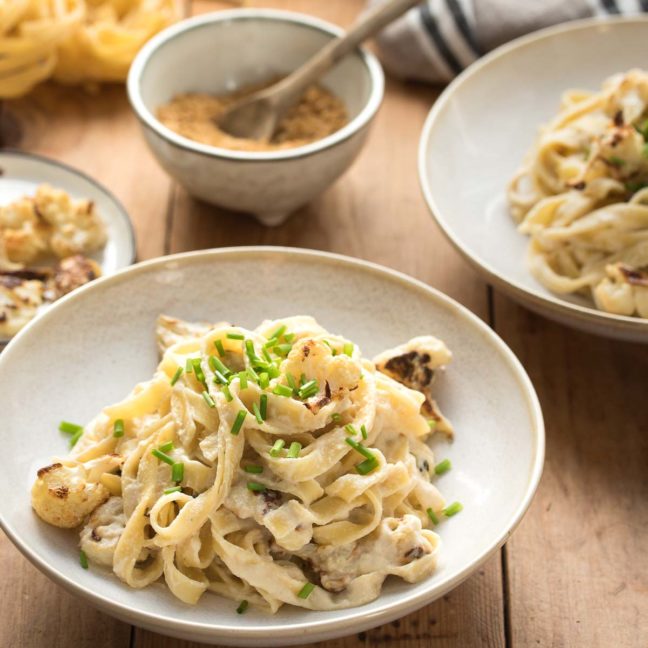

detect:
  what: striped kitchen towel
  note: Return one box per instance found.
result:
[368,0,648,83]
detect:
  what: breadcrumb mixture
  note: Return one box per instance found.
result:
[157,83,348,151]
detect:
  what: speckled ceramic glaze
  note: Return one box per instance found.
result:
[0,248,543,646]
[128,10,384,226]
[419,17,648,343]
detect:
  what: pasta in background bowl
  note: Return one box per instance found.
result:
[419,17,648,342]
[0,248,543,645]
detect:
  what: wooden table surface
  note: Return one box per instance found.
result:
[1,1,647,647]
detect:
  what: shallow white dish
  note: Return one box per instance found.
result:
[128,9,384,226]
[0,150,136,343]
[0,247,543,645]
[419,17,648,343]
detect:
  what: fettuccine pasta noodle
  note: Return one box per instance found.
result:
[508,69,648,318]
[0,0,178,97]
[31,315,459,612]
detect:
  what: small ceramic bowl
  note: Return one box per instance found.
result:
[128,9,384,226]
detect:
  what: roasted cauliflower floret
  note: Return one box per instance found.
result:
[0,274,45,338]
[593,263,648,317]
[49,254,102,298]
[79,497,126,566]
[0,196,49,264]
[373,336,453,436]
[31,455,122,528]
[34,185,107,258]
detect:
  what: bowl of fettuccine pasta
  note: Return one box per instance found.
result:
[0,247,543,645]
[420,16,648,342]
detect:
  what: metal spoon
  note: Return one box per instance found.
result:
[218,0,422,141]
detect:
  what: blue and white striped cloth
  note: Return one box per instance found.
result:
[369,0,648,83]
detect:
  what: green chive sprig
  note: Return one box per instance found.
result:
[113,419,125,438]
[79,550,89,570]
[287,442,301,458]
[443,501,463,517]
[269,439,285,457]
[244,464,263,474]
[236,600,249,614]
[297,582,314,599]
[273,384,292,398]
[214,339,225,357]
[247,481,266,492]
[227,332,245,340]
[427,508,439,525]
[172,462,184,483]
[59,421,83,435]
[170,367,183,386]
[231,410,247,435]
[164,486,182,495]
[202,391,216,408]
[434,459,452,475]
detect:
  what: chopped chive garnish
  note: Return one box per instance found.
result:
[331,413,342,424]
[284,333,295,343]
[608,155,626,167]
[164,486,182,495]
[170,367,183,386]
[185,358,194,373]
[209,356,231,377]
[297,582,314,599]
[247,366,259,383]
[247,481,266,492]
[434,459,452,475]
[159,441,174,453]
[69,428,83,448]
[345,424,357,436]
[231,409,247,436]
[361,424,368,440]
[172,462,184,483]
[270,439,285,457]
[227,332,245,340]
[298,379,318,400]
[113,419,125,438]
[191,358,207,385]
[427,507,439,525]
[345,437,375,460]
[244,464,263,474]
[322,339,332,349]
[213,370,229,385]
[287,442,301,458]
[356,457,378,475]
[267,363,280,379]
[273,343,292,357]
[59,421,83,435]
[238,372,248,390]
[300,373,307,386]
[261,347,273,363]
[260,394,268,420]
[245,339,257,361]
[273,384,293,397]
[79,550,89,570]
[259,372,270,390]
[343,342,354,357]
[152,448,175,466]
[252,402,264,425]
[443,501,463,517]
[428,419,437,430]
[221,384,233,402]
[202,391,216,408]
[270,324,286,339]
[214,339,225,357]
[264,336,279,349]
[236,600,249,614]
[286,373,298,392]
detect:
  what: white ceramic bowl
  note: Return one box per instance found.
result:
[0,247,543,646]
[419,17,648,343]
[128,10,384,226]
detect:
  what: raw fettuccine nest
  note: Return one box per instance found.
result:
[0,0,179,98]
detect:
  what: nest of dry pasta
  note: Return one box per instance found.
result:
[0,0,179,98]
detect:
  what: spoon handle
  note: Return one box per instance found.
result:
[271,0,422,107]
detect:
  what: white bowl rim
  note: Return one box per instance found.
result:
[127,9,385,162]
[418,15,648,336]
[0,246,544,641]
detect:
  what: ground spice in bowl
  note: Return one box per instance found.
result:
[157,81,348,152]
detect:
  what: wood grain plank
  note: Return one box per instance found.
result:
[1,83,172,261]
[0,533,132,648]
[492,296,648,647]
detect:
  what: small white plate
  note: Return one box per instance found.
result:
[0,247,543,646]
[419,17,648,343]
[0,150,136,342]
